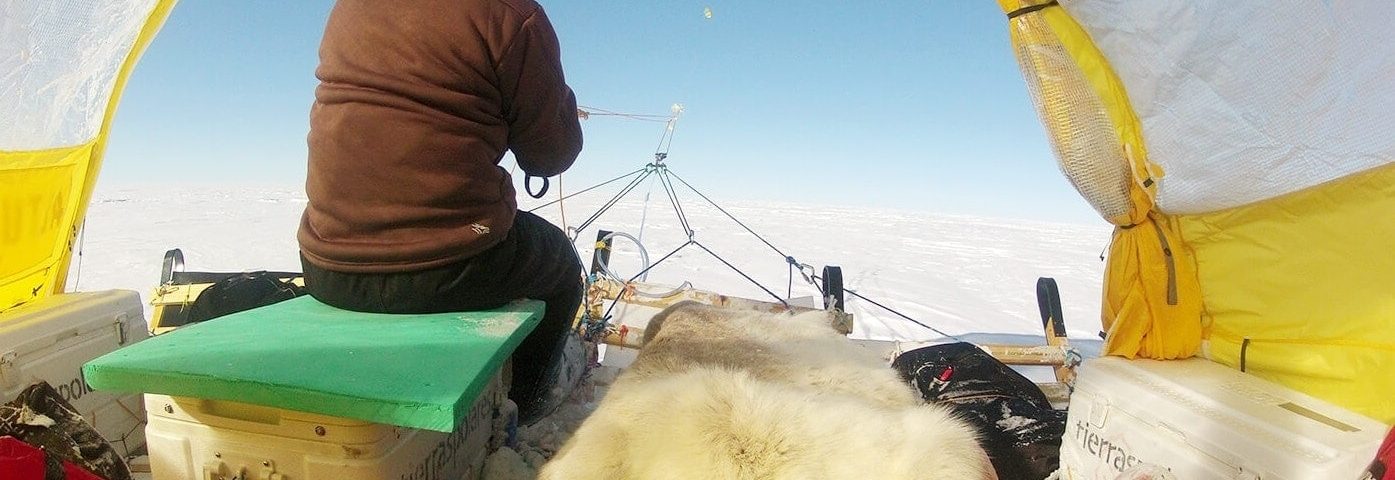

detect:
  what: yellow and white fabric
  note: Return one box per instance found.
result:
[0,0,177,311]
[1000,0,1395,423]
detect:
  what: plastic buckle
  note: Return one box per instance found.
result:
[1088,397,1110,428]
[0,351,18,388]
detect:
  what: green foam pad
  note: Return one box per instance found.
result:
[83,296,542,432]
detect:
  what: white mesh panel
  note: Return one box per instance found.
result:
[1013,14,1133,222]
[0,0,158,150]
[1060,0,1395,214]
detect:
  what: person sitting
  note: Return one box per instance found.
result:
[296,0,584,423]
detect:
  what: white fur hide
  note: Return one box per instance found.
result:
[540,302,997,479]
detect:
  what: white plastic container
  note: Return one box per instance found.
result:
[1060,356,1388,480]
[0,289,149,457]
[144,371,507,480]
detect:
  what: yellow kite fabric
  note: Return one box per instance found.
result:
[1183,163,1395,423]
[1000,0,1203,359]
[1005,0,1395,422]
[0,144,95,310]
[0,0,178,312]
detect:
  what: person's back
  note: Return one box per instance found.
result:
[301,0,580,272]
[298,0,585,423]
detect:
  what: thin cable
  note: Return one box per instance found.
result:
[658,116,681,154]
[581,113,670,123]
[667,170,790,259]
[653,122,675,156]
[577,104,668,116]
[602,240,695,320]
[693,241,790,309]
[573,169,654,236]
[582,164,945,338]
[842,286,959,340]
[528,167,645,212]
[808,273,956,340]
[578,104,672,122]
[556,174,568,231]
[638,174,658,243]
[72,223,86,291]
[566,169,652,235]
[658,170,694,237]
[661,171,693,235]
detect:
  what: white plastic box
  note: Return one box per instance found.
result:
[145,371,508,480]
[0,289,149,457]
[1060,356,1388,479]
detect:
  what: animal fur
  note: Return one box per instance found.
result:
[540,301,997,480]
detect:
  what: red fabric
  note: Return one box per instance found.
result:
[0,436,46,480]
[62,461,105,480]
[1377,426,1395,480]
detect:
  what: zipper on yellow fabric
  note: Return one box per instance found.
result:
[1150,220,1178,305]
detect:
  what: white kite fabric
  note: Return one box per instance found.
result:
[0,0,157,150]
[1013,13,1132,222]
[1061,0,1395,214]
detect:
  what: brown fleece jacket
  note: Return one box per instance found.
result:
[299,0,581,273]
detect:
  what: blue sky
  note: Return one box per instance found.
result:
[104,0,1100,224]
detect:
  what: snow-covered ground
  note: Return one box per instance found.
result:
[71,182,1112,343]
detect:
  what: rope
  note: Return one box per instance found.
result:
[580,112,671,123]
[556,104,957,340]
[658,170,694,238]
[553,166,959,341]
[667,170,791,259]
[602,240,696,320]
[577,104,672,123]
[572,169,655,237]
[637,174,658,243]
[72,222,86,290]
[693,241,790,309]
[557,174,568,231]
[654,117,681,157]
[803,273,957,340]
[528,167,645,213]
[843,284,960,340]
[665,169,829,307]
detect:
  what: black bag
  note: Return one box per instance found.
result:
[185,271,305,324]
[894,342,1067,480]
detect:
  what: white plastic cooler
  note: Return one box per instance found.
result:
[1060,356,1388,479]
[0,289,149,457]
[143,371,508,480]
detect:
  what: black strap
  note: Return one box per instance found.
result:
[1240,338,1252,372]
[1007,0,1059,19]
[1036,277,1066,337]
[525,175,550,199]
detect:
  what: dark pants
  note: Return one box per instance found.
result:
[301,211,584,418]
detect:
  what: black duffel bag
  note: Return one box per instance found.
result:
[894,342,1067,480]
[185,271,305,324]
